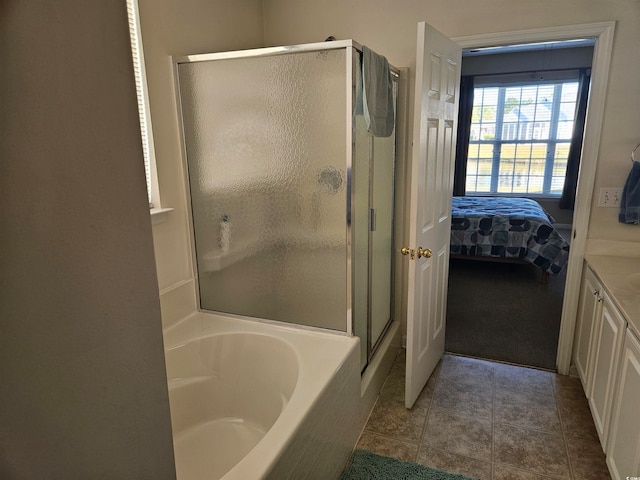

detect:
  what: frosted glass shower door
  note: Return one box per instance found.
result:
[352,58,397,369]
[177,49,348,331]
[370,125,396,348]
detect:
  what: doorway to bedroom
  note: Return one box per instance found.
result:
[444,40,593,370]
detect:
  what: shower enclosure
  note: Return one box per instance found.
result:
[175,41,398,370]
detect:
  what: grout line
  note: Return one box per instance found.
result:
[363,430,421,449]
[493,461,568,480]
[554,380,576,480]
[414,360,440,463]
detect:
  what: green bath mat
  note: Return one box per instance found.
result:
[341,450,478,480]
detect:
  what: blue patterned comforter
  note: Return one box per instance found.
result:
[450,196,570,274]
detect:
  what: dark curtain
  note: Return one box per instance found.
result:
[453,76,474,196]
[559,68,591,210]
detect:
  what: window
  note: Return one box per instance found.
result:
[126,0,161,210]
[465,80,579,196]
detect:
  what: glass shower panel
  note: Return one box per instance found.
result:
[353,78,371,369]
[352,52,397,369]
[370,110,396,347]
[178,49,348,331]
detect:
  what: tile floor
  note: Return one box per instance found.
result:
[356,351,612,480]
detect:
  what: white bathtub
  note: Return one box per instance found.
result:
[163,311,361,480]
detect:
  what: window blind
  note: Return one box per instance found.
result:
[126,0,155,207]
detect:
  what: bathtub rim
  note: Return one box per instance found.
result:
[163,308,353,348]
[163,310,360,480]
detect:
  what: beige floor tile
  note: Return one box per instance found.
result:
[557,398,600,443]
[439,354,495,387]
[422,407,493,460]
[493,423,571,479]
[552,374,585,401]
[433,376,494,420]
[413,378,436,411]
[566,437,611,480]
[379,372,405,402]
[380,368,435,410]
[494,363,555,398]
[364,397,428,443]
[394,348,407,364]
[493,463,560,480]
[494,388,562,433]
[389,350,406,377]
[355,431,419,463]
[417,446,492,480]
[361,354,606,480]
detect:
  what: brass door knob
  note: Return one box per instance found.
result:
[401,247,415,259]
[402,246,431,260]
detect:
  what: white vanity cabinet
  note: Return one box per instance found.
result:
[587,290,626,450]
[574,265,603,391]
[606,329,640,480]
[574,255,640,479]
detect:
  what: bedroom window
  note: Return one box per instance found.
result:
[465,80,579,196]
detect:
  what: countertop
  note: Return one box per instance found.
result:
[584,255,640,337]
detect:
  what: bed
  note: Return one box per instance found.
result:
[450,196,570,276]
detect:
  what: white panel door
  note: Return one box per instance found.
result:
[404,22,461,408]
[574,265,603,390]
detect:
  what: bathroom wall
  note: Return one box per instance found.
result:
[0,1,175,478]
[138,0,265,324]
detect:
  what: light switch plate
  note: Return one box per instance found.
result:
[598,187,623,208]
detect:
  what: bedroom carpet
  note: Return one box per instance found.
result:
[445,258,566,370]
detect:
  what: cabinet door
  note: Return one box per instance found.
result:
[574,265,602,390]
[606,329,640,480]
[588,293,626,451]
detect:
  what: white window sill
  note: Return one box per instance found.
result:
[151,207,174,226]
[468,193,562,200]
